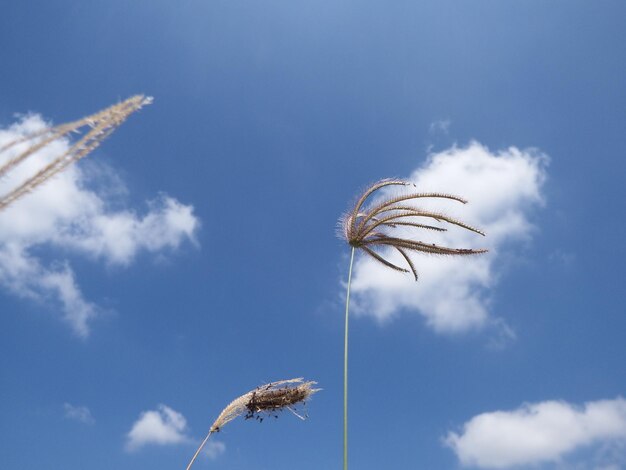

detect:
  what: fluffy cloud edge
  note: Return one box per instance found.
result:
[125,404,226,460]
[126,404,190,452]
[445,397,626,469]
[0,114,200,337]
[348,141,548,334]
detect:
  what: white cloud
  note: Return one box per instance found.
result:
[63,403,95,424]
[125,404,226,459]
[0,114,199,336]
[445,397,626,469]
[126,404,190,451]
[349,141,547,333]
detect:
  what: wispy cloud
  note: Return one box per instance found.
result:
[445,397,626,469]
[429,119,451,135]
[202,440,226,460]
[348,141,547,333]
[63,403,95,425]
[0,115,199,337]
[485,318,517,351]
[126,404,190,451]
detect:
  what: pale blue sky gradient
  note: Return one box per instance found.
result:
[1,1,625,469]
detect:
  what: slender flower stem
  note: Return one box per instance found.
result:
[344,247,355,470]
[185,430,213,470]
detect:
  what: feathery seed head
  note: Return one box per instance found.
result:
[341,178,487,280]
[0,95,152,212]
[210,378,319,432]
[185,378,319,470]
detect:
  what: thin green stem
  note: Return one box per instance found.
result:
[185,429,213,470]
[344,247,355,470]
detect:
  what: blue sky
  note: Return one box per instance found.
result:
[1,1,625,469]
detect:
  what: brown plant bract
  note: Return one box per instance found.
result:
[340,178,487,280]
[0,95,153,212]
[185,378,319,470]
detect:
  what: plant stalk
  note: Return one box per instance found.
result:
[344,247,355,470]
[185,429,213,470]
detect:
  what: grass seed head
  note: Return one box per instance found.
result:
[185,378,319,470]
[210,378,320,432]
[0,95,152,212]
[340,178,487,280]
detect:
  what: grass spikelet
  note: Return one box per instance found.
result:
[0,95,152,212]
[185,378,319,470]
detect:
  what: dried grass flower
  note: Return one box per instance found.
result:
[340,178,487,281]
[185,378,319,470]
[339,178,486,470]
[0,95,152,211]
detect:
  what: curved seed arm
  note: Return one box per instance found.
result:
[356,191,467,233]
[350,179,407,228]
[359,208,484,241]
[394,246,418,280]
[378,221,447,232]
[361,245,410,273]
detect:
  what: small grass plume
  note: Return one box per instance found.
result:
[339,178,487,470]
[0,95,152,212]
[185,378,319,470]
